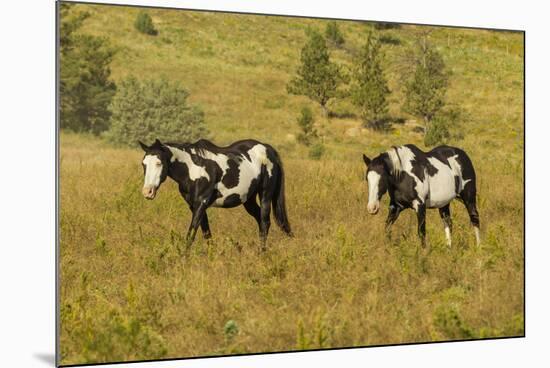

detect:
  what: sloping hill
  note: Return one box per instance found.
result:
[74,2,523,161]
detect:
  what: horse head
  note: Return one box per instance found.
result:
[139,139,171,200]
[362,153,390,215]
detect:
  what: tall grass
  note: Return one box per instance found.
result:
[60,130,523,364]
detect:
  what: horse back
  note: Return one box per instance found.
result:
[428,145,476,181]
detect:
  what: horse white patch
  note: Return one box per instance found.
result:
[386,147,402,177]
[426,157,457,208]
[212,144,273,207]
[367,171,381,212]
[166,146,210,181]
[394,146,429,203]
[447,155,471,191]
[248,145,273,177]
[200,150,230,174]
[143,155,162,188]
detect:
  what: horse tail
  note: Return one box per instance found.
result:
[270,149,293,236]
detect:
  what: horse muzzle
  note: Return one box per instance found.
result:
[367,202,380,215]
[142,186,157,200]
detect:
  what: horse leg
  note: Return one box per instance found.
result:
[186,201,208,246]
[438,204,452,248]
[416,203,427,247]
[180,186,201,242]
[385,203,402,239]
[459,184,481,246]
[464,200,480,246]
[244,197,267,251]
[185,223,197,245]
[259,195,272,251]
[257,172,278,251]
[243,197,262,230]
[200,212,212,239]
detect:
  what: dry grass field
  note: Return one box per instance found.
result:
[59,3,524,365]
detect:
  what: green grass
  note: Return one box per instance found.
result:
[59,3,524,365]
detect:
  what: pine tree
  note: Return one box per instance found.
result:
[59,4,116,134]
[287,31,345,117]
[350,33,390,129]
[404,33,449,127]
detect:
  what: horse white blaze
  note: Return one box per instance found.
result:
[367,171,381,214]
[142,155,162,199]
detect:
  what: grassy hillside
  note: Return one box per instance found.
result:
[59,3,524,365]
[74,2,523,158]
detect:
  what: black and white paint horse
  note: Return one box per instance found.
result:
[362,144,480,247]
[139,138,292,249]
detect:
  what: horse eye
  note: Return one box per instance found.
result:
[156,162,162,166]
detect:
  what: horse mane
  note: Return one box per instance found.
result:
[163,139,216,157]
[190,139,220,157]
[385,146,403,179]
[192,139,217,150]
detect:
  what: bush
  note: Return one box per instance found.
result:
[107,77,208,146]
[424,107,466,146]
[424,117,450,146]
[433,305,474,339]
[134,12,157,35]
[325,22,345,48]
[308,143,326,160]
[223,320,239,343]
[296,107,317,146]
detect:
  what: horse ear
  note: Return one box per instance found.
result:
[362,154,371,166]
[154,138,162,146]
[138,141,149,152]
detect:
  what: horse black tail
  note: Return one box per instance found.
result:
[271,150,292,236]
